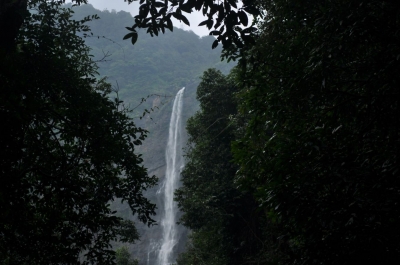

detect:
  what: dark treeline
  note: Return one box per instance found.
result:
[175,1,400,264]
[1,1,156,264]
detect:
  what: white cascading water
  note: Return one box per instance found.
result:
[157,87,185,265]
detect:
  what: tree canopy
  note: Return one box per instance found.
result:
[1,1,156,264]
[124,0,260,54]
[175,69,268,265]
[232,0,400,263]
[174,0,400,264]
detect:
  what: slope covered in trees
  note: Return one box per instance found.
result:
[70,4,236,182]
[71,3,234,108]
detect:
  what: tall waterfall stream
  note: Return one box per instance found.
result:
[157,87,186,265]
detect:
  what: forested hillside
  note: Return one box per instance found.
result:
[1,0,399,265]
[71,3,232,107]
[70,4,236,264]
[72,3,235,178]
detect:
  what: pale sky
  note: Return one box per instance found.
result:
[84,0,210,37]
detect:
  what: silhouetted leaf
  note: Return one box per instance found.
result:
[238,10,248,26]
[212,39,218,49]
[154,1,164,8]
[206,19,213,29]
[180,3,193,13]
[130,32,138,44]
[123,32,136,40]
[166,18,173,31]
[198,19,208,26]
[195,0,203,11]
[228,0,237,8]
[173,12,190,26]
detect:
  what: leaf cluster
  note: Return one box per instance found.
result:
[124,0,260,53]
[68,4,234,113]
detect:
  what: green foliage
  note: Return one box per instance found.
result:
[176,69,239,230]
[115,246,138,265]
[175,69,266,265]
[0,1,156,264]
[125,0,260,55]
[69,3,235,110]
[233,0,400,264]
[176,228,228,265]
[69,5,235,194]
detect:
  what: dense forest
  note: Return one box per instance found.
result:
[174,1,400,264]
[1,0,399,265]
[1,1,156,264]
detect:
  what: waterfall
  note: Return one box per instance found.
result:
[157,87,185,265]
